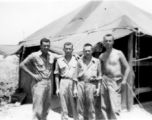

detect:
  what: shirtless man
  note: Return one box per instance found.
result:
[99,34,130,117]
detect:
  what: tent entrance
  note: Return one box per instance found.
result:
[132,34,152,103]
[114,34,152,104]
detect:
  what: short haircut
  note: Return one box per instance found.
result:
[83,43,93,50]
[63,42,73,48]
[103,34,114,41]
[40,38,50,46]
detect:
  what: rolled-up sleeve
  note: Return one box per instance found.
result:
[21,53,33,65]
[96,59,102,81]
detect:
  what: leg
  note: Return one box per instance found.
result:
[41,82,52,120]
[69,81,78,120]
[103,76,122,116]
[32,81,51,120]
[108,80,122,115]
[77,82,85,120]
[85,83,96,120]
[100,84,117,120]
[60,80,69,120]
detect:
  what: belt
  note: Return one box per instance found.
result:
[79,80,98,83]
[87,80,98,83]
[103,75,123,81]
[61,76,72,80]
[104,74,123,79]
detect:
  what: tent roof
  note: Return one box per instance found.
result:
[2,0,152,55]
[20,0,152,53]
[0,45,22,56]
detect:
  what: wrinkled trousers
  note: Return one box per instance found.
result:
[32,80,52,120]
[60,79,78,120]
[77,81,97,120]
[101,75,122,119]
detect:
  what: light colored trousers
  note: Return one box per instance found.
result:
[77,81,97,120]
[60,79,78,120]
[32,80,52,120]
[101,75,122,118]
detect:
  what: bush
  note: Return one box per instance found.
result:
[0,55,19,99]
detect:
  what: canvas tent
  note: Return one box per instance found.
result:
[1,0,152,54]
[0,45,22,56]
[1,0,152,109]
[19,0,152,52]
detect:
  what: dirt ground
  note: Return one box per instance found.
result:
[0,103,152,120]
[0,104,63,120]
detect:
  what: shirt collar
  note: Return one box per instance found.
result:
[82,55,95,63]
[38,50,50,57]
[62,56,74,62]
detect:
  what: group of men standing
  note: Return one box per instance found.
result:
[20,34,131,120]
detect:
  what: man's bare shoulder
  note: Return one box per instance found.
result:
[113,48,120,52]
[115,49,125,56]
[99,52,105,61]
[113,49,124,56]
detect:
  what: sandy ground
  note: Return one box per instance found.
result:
[0,104,152,120]
[0,95,73,120]
[0,104,63,120]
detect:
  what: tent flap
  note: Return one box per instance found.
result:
[0,45,22,56]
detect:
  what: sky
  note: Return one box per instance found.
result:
[0,0,152,45]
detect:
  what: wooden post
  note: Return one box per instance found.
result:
[127,33,135,110]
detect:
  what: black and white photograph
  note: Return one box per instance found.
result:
[0,0,152,120]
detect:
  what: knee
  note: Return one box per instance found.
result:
[88,97,95,104]
[88,109,95,115]
[34,111,43,120]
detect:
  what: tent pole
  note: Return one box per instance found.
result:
[127,33,134,111]
[137,33,140,99]
[135,31,140,99]
[18,46,26,88]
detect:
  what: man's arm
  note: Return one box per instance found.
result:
[54,61,60,96]
[73,61,80,97]
[119,51,130,84]
[53,53,64,60]
[99,53,104,74]
[95,59,102,96]
[20,54,42,81]
[53,53,80,60]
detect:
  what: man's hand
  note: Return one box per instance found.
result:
[94,88,100,97]
[32,74,42,81]
[121,80,127,85]
[73,54,80,60]
[56,89,60,97]
[120,80,127,93]
[73,89,78,98]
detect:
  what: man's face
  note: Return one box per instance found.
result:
[63,45,73,55]
[103,36,114,48]
[41,42,50,53]
[83,46,92,58]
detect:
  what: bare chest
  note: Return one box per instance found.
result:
[102,54,120,67]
